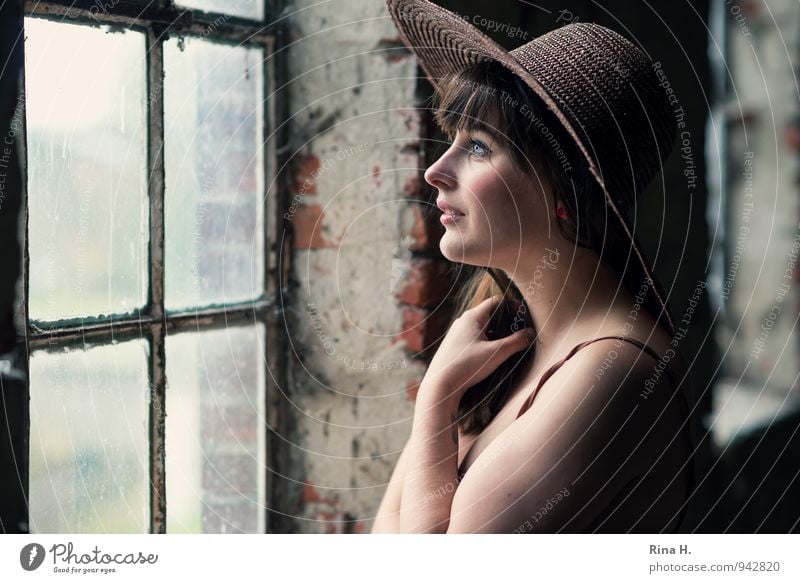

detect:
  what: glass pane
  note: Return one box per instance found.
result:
[176,0,264,21]
[164,38,265,311]
[28,340,150,533]
[24,18,148,322]
[165,324,266,533]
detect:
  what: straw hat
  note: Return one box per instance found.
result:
[386,0,677,334]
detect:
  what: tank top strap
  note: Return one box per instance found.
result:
[515,335,667,420]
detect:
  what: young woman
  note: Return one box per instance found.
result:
[373,0,697,533]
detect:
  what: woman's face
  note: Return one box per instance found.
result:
[424,127,553,270]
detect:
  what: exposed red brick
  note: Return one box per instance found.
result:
[302,482,322,503]
[408,205,427,250]
[292,153,321,195]
[785,124,800,152]
[393,305,450,355]
[427,309,452,348]
[300,481,339,506]
[395,257,450,307]
[395,306,425,353]
[290,204,337,249]
[740,0,760,18]
[407,204,443,252]
[403,173,420,197]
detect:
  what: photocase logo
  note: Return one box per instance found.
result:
[20,543,46,571]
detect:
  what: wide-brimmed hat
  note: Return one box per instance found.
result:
[386,0,677,334]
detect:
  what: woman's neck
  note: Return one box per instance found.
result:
[505,242,630,350]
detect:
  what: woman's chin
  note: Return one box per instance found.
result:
[439,240,506,270]
[439,240,489,267]
[439,238,466,263]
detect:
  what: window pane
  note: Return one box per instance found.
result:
[24,18,148,322]
[165,324,266,533]
[176,0,264,21]
[164,38,265,311]
[28,340,150,533]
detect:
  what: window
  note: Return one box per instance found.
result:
[20,1,278,533]
[706,0,800,446]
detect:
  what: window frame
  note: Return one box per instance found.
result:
[16,0,289,534]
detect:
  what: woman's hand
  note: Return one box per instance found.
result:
[420,295,535,403]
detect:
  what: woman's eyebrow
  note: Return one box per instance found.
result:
[468,124,502,143]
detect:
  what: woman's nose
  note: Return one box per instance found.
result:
[424,150,456,190]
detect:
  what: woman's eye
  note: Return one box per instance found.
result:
[469,139,490,158]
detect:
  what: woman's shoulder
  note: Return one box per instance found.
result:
[545,317,676,400]
[577,308,675,361]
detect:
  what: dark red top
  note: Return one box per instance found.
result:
[455,335,696,533]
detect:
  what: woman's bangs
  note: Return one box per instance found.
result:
[434,73,507,141]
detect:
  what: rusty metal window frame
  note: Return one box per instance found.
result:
[18,0,287,533]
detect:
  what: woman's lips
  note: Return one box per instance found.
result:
[436,199,466,226]
[440,211,465,226]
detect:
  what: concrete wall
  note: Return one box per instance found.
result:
[280,0,445,533]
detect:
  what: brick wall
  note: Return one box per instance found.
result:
[280,0,454,533]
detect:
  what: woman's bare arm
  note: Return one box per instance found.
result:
[446,340,670,533]
[371,439,411,533]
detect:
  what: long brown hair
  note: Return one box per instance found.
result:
[431,60,677,435]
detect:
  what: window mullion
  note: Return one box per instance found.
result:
[264,22,291,533]
[146,27,167,535]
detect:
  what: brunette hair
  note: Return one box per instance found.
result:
[431,60,676,435]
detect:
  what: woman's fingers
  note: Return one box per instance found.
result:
[470,295,502,322]
[487,327,535,364]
